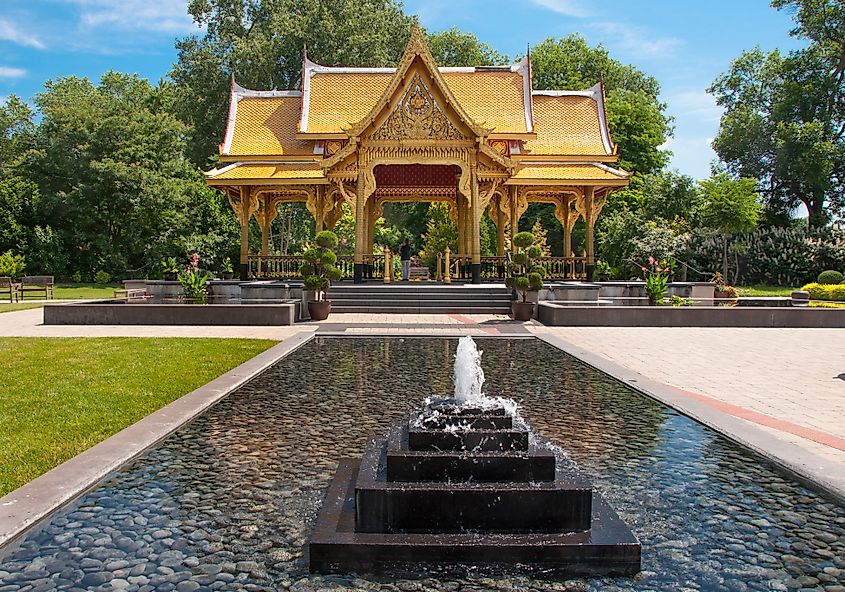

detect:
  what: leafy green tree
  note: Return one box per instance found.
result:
[530,34,673,174]
[419,202,457,271]
[699,174,761,279]
[0,96,35,176]
[427,28,509,66]
[530,218,551,256]
[172,0,415,165]
[25,72,237,277]
[0,176,40,253]
[710,0,845,227]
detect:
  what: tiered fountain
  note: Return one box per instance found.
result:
[308,337,641,576]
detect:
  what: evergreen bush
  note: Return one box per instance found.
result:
[817,270,844,285]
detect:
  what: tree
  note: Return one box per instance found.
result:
[709,0,845,227]
[699,174,761,279]
[25,72,237,277]
[427,28,508,67]
[0,96,35,176]
[172,0,415,165]
[419,203,457,272]
[530,218,551,256]
[530,34,673,175]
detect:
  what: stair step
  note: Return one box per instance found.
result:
[331,306,512,314]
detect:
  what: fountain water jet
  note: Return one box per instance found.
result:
[453,335,485,403]
[308,337,641,576]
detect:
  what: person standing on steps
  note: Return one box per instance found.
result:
[399,238,412,281]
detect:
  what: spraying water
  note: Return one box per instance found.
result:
[453,336,485,403]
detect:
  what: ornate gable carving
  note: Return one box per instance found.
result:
[371,73,464,141]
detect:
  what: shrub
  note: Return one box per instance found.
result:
[817,270,844,284]
[682,225,845,286]
[800,283,845,302]
[0,250,25,278]
[300,231,341,301]
[72,271,83,283]
[505,232,544,302]
[94,270,112,284]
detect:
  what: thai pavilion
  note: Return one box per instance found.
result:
[205,26,631,283]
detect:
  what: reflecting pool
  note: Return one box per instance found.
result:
[0,338,843,591]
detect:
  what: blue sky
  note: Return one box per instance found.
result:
[1,0,802,179]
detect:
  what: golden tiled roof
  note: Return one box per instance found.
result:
[527,94,611,156]
[206,162,325,182]
[509,163,630,183]
[226,96,313,157]
[303,70,528,134]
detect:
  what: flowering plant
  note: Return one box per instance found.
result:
[179,253,209,303]
[641,256,672,306]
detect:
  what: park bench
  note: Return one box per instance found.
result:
[113,288,147,300]
[19,275,54,300]
[409,265,430,281]
[1,277,20,302]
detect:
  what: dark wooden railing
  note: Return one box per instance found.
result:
[247,254,387,280]
[249,254,588,281]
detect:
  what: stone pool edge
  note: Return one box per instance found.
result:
[0,330,317,551]
[535,332,845,504]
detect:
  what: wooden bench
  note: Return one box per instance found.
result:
[113,288,147,300]
[1,277,20,302]
[19,275,54,300]
[409,266,430,281]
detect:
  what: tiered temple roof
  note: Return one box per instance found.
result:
[207,54,630,185]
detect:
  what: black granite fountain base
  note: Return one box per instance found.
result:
[309,460,641,575]
[308,399,641,576]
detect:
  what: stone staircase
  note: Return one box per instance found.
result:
[325,283,512,314]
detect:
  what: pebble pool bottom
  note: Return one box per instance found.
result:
[0,337,843,592]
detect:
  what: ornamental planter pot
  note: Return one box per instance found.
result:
[222,272,234,280]
[308,300,331,321]
[511,301,534,321]
[164,272,177,281]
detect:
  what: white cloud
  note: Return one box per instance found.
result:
[0,66,27,79]
[529,0,593,17]
[0,18,46,49]
[63,0,198,34]
[667,90,723,123]
[665,136,718,180]
[589,21,681,58]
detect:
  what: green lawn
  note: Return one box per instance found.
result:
[0,337,276,496]
[0,303,44,313]
[53,283,120,300]
[735,284,794,297]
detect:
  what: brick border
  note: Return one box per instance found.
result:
[535,332,845,503]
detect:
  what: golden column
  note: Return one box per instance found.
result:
[456,197,465,258]
[508,185,518,251]
[258,193,278,276]
[470,165,481,284]
[584,185,595,263]
[562,195,573,259]
[354,171,366,283]
[496,205,505,256]
[314,185,324,234]
[238,186,253,280]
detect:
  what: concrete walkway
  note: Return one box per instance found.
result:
[532,326,845,495]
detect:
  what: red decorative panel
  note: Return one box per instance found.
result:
[374,164,461,187]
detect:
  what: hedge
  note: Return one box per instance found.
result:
[800,283,845,302]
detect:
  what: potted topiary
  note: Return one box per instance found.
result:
[505,231,545,321]
[300,230,342,321]
[711,272,738,306]
[220,257,234,280]
[161,257,179,281]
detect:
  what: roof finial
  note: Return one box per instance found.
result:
[303,42,308,62]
